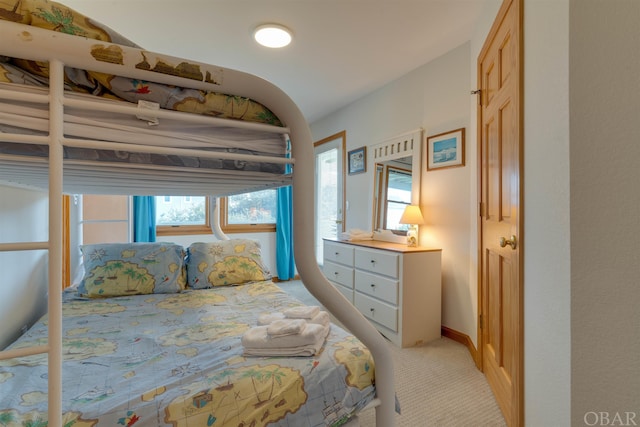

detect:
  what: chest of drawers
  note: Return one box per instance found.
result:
[323,238,442,347]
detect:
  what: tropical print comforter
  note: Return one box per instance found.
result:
[0,281,375,427]
[0,0,283,127]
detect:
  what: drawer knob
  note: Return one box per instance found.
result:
[370,283,376,288]
[370,259,376,264]
[335,252,339,255]
[370,308,375,312]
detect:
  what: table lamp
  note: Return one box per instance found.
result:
[399,205,424,247]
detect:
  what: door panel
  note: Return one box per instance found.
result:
[478,0,523,426]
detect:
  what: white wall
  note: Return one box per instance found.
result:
[0,185,49,349]
[570,0,640,423]
[311,43,475,340]
[521,2,640,425]
[522,0,571,425]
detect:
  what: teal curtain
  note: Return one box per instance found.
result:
[276,139,295,279]
[133,196,156,242]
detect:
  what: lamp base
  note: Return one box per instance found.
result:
[406,226,418,247]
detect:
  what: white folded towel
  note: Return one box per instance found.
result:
[266,318,307,337]
[243,346,319,357]
[257,312,285,326]
[243,344,322,357]
[309,310,330,327]
[283,305,320,319]
[341,228,374,241]
[242,323,330,357]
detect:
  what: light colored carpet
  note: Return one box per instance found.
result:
[277,280,507,427]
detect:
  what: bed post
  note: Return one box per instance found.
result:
[285,114,397,426]
[47,58,65,427]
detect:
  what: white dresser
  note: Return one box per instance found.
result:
[323,238,442,348]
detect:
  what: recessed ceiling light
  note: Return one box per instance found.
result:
[253,24,292,48]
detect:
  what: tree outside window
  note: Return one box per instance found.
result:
[156,189,277,236]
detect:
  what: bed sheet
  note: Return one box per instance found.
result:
[0,83,289,178]
[0,281,375,427]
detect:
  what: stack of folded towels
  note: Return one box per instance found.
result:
[241,305,331,357]
[340,228,374,241]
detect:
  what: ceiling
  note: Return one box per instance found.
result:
[60,1,486,124]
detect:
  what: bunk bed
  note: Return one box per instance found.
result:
[0,1,395,426]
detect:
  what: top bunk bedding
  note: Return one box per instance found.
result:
[0,0,293,196]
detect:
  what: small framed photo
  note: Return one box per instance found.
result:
[427,128,465,171]
[348,146,367,175]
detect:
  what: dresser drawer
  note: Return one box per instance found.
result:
[324,240,355,265]
[354,247,399,278]
[333,282,354,302]
[355,292,398,332]
[354,270,398,305]
[323,260,354,288]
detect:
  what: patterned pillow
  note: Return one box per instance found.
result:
[186,240,271,288]
[79,243,186,298]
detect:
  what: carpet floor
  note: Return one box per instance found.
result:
[277,280,507,427]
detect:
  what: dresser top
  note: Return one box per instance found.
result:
[324,238,442,254]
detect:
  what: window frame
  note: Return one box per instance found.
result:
[155,196,211,236]
[156,195,276,236]
[219,196,276,234]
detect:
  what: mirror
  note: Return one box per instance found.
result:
[370,129,422,235]
[372,157,413,234]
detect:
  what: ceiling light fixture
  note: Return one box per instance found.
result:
[253,24,292,48]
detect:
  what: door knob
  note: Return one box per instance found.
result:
[499,235,517,250]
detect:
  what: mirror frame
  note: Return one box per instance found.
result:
[370,128,423,233]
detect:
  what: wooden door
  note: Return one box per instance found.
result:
[477,0,523,426]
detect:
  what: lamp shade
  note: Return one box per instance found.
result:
[399,205,424,225]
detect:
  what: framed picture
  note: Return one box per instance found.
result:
[348,146,367,175]
[426,128,465,171]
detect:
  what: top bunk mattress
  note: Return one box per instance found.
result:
[0,0,294,196]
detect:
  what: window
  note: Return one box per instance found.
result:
[156,196,209,235]
[156,190,277,236]
[374,164,412,234]
[220,189,277,233]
